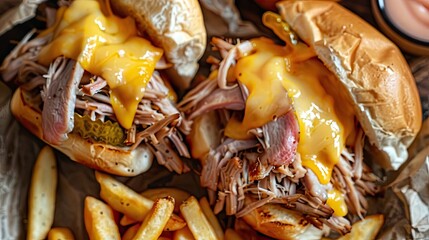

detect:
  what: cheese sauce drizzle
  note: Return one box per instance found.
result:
[226,12,355,214]
[327,188,348,217]
[38,0,163,129]
[230,36,349,185]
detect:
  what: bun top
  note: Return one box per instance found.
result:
[277,1,422,169]
[111,0,207,91]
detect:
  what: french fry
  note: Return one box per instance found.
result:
[187,111,222,162]
[121,212,186,231]
[84,196,120,240]
[27,146,58,240]
[122,224,140,240]
[106,185,186,230]
[199,197,224,240]
[224,229,243,240]
[121,187,190,226]
[132,197,175,240]
[95,171,153,221]
[47,227,75,240]
[173,226,195,240]
[119,216,135,226]
[141,187,191,212]
[96,171,186,231]
[180,196,218,240]
[337,215,384,240]
[164,214,187,231]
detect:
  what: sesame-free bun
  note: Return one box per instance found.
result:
[111,0,207,91]
[277,0,422,169]
[11,88,153,176]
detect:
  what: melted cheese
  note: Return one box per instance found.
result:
[326,188,348,217]
[230,36,351,214]
[230,37,353,185]
[290,59,346,185]
[38,0,163,129]
[224,38,292,139]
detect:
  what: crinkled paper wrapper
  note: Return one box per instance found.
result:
[0,0,428,239]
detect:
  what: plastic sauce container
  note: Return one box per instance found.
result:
[371,0,429,56]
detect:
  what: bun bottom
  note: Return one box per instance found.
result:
[10,87,153,176]
[241,200,323,239]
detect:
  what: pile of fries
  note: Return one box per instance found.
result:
[27,146,239,240]
[91,171,228,240]
[27,146,384,240]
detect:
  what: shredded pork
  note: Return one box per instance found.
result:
[179,38,380,234]
[1,15,190,174]
[42,57,84,144]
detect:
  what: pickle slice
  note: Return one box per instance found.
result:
[73,113,125,146]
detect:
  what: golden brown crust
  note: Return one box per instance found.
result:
[111,0,207,91]
[10,88,153,176]
[277,0,422,169]
[241,201,323,240]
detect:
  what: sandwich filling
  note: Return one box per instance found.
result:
[1,0,190,174]
[179,12,379,234]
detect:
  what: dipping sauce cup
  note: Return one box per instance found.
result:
[372,0,429,55]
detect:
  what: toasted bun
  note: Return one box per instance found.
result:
[10,88,153,176]
[111,0,207,91]
[277,0,422,169]
[241,200,323,240]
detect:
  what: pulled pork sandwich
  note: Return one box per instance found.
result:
[179,1,421,238]
[1,0,206,176]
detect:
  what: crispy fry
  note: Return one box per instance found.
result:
[95,172,187,232]
[199,197,224,240]
[132,197,175,240]
[119,215,137,226]
[27,146,58,240]
[95,171,153,221]
[120,212,186,231]
[173,226,195,240]
[84,196,120,240]
[122,224,140,240]
[118,187,189,228]
[141,187,191,212]
[224,229,243,240]
[180,196,218,240]
[47,227,75,240]
[337,215,384,240]
[121,187,190,225]
[164,213,187,231]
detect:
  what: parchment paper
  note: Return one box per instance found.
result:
[0,0,45,35]
[0,1,428,240]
